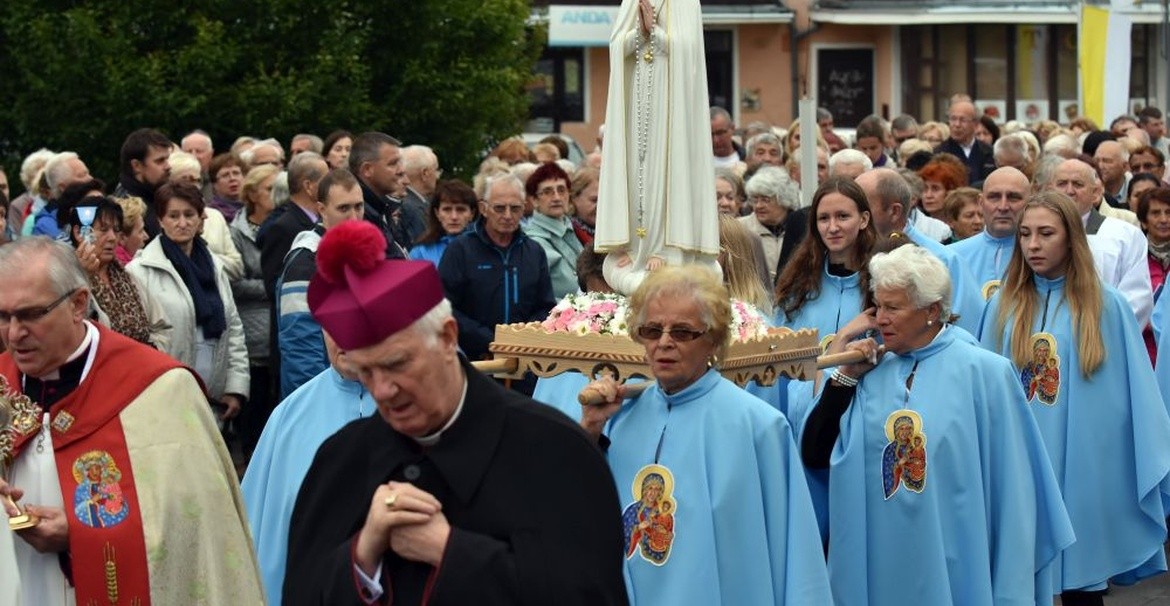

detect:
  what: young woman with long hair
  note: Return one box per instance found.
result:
[981,191,1170,606]
[773,177,878,349]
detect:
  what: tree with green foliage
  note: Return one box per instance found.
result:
[0,0,542,186]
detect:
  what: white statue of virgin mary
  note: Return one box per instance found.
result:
[594,0,721,295]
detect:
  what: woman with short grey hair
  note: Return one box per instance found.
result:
[801,243,1073,605]
[740,166,799,284]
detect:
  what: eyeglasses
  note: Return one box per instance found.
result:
[750,195,777,206]
[1132,162,1163,172]
[488,204,524,216]
[0,289,77,327]
[636,325,708,342]
[537,185,568,197]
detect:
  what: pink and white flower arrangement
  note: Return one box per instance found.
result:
[730,299,770,342]
[541,292,769,343]
[541,292,629,336]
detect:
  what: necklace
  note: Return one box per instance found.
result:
[632,4,657,240]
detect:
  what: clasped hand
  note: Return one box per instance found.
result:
[355,481,450,576]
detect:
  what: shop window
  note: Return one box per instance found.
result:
[528,47,585,133]
[902,23,1154,125]
[705,30,735,112]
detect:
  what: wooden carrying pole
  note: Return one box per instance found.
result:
[576,349,869,406]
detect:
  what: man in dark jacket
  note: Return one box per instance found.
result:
[438,174,555,361]
[284,222,628,606]
[259,152,328,298]
[113,128,172,237]
[350,131,411,259]
[935,100,996,185]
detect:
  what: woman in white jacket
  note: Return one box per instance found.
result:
[128,182,249,423]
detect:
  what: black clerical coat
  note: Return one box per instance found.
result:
[283,362,629,606]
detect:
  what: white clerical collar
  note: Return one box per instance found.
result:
[25,321,99,384]
[413,374,469,447]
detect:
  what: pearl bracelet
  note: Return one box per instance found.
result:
[830,368,859,388]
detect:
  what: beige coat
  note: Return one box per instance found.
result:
[127,238,250,400]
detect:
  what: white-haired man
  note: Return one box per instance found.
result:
[992,134,1035,180]
[402,145,441,243]
[28,152,92,239]
[1093,140,1133,208]
[242,140,285,170]
[181,130,215,200]
[283,220,627,605]
[1052,158,1153,326]
[0,237,263,604]
[828,148,872,181]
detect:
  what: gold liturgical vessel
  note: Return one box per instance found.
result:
[0,379,40,531]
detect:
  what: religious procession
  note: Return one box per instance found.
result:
[2,0,1170,604]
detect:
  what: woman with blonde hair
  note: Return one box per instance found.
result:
[782,118,828,158]
[114,196,149,264]
[981,191,1170,606]
[570,166,600,245]
[231,163,280,454]
[917,121,950,147]
[718,214,771,311]
[582,265,832,604]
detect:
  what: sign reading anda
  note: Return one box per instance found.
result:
[549,5,621,47]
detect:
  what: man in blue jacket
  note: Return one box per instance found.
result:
[439,174,555,367]
[275,168,365,398]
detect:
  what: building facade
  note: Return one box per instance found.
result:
[532,0,1167,147]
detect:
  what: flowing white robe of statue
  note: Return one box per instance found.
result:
[1,523,19,604]
[595,0,721,295]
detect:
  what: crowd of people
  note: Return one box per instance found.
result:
[1,88,1170,605]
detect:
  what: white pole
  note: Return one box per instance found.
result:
[799,98,817,208]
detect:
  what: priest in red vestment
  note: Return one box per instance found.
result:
[0,237,263,605]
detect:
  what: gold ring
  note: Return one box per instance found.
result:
[384,494,398,509]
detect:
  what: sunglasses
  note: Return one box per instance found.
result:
[636,325,708,342]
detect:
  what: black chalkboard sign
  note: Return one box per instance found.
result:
[816,48,874,128]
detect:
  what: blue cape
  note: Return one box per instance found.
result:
[946,230,1016,296]
[604,369,832,605]
[980,275,1170,590]
[241,367,375,605]
[829,326,1074,605]
[906,223,986,334]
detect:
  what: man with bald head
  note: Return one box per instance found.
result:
[1052,158,1152,326]
[936,99,996,185]
[1093,139,1132,207]
[181,130,215,200]
[401,145,440,243]
[856,168,984,335]
[947,167,1030,297]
